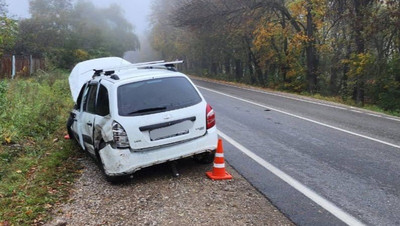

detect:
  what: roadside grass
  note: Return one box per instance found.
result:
[303,93,400,117]
[0,71,82,225]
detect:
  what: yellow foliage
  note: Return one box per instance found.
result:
[342,52,375,78]
[288,0,307,19]
[287,0,327,31]
[74,49,89,62]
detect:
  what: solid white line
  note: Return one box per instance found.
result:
[194,78,400,122]
[218,130,365,226]
[366,113,382,117]
[205,80,348,111]
[385,117,400,122]
[198,86,400,149]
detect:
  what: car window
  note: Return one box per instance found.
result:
[96,84,110,116]
[85,84,97,114]
[118,76,202,116]
[81,85,90,111]
[75,83,87,110]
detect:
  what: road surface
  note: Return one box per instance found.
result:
[192,78,400,226]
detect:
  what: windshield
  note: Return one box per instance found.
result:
[118,76,202,116]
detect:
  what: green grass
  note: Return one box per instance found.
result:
[304,93,400,117]
[0,71,83,225]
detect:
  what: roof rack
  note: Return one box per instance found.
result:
[85,60,165,75]
[92,60,184,78]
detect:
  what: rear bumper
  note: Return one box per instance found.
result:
[99,127,218,176]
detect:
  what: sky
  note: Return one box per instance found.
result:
[5,0,153,34]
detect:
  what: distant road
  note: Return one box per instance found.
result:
[192,78,400,226]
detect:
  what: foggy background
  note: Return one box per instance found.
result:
[5,0,158,62]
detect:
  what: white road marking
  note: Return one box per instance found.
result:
[204,80,348,110]
[385,117,400,122]
[195,79,400,122]
[218,130,365,226]
[366,113,382,117]
[198,86,400,149]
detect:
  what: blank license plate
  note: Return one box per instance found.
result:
[149,120,192,141]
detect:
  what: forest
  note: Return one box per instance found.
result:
[150,0,400,112]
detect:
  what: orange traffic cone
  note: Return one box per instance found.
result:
[206,138,232,180]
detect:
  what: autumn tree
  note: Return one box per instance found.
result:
[150,0,400,113]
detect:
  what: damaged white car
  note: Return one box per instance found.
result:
[67,57,218,182]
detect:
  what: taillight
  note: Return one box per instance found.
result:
[206,104,216,129]
[112,121,130,148]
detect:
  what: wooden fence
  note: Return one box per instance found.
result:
[0,55,45,79]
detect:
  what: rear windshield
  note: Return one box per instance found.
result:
[118,76,202,116]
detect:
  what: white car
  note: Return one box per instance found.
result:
[67,57,218,182]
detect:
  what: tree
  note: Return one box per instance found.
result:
[0,0,17,56]
[149,0,400,113]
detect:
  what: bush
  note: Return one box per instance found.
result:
[0,70,73,143]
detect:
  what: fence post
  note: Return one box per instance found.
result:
[12,55,16,79]
[30,55,33,75]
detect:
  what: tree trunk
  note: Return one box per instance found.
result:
[211,62,218,75]
[305,0,318,93]
[352,0,371,105]
[235,59,242,81]
[247,52,256,84]
[281,9,288,83]
[224,56,231,75]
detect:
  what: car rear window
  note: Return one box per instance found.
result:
[118,76,202,116]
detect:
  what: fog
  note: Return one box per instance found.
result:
[6,0,152,33]
[5,0,158,62]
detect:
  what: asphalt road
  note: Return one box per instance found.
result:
[192,78,400,226]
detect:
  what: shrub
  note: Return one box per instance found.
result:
[0,71,73,143]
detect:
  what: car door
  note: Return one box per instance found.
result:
[71,83,88,150]
[80,82,98,156]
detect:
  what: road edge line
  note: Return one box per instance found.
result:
[218,130,365,226]
[198,86,400,149]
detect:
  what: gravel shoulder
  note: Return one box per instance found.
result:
[47,154,293,225]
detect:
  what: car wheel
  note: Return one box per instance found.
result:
[193,150,216,164]
[95,142,128,183]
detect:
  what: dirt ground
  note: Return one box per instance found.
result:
[46,155,293,226]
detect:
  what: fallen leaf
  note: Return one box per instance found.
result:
[0,221,11,226]
[16,170,22,174]
[5,137,11,144]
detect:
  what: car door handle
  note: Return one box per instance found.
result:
[87,122,93,127]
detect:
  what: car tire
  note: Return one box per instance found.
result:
[95,142,128,183]
[193,150,216,164]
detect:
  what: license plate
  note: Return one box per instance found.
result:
[149,120,192,141]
